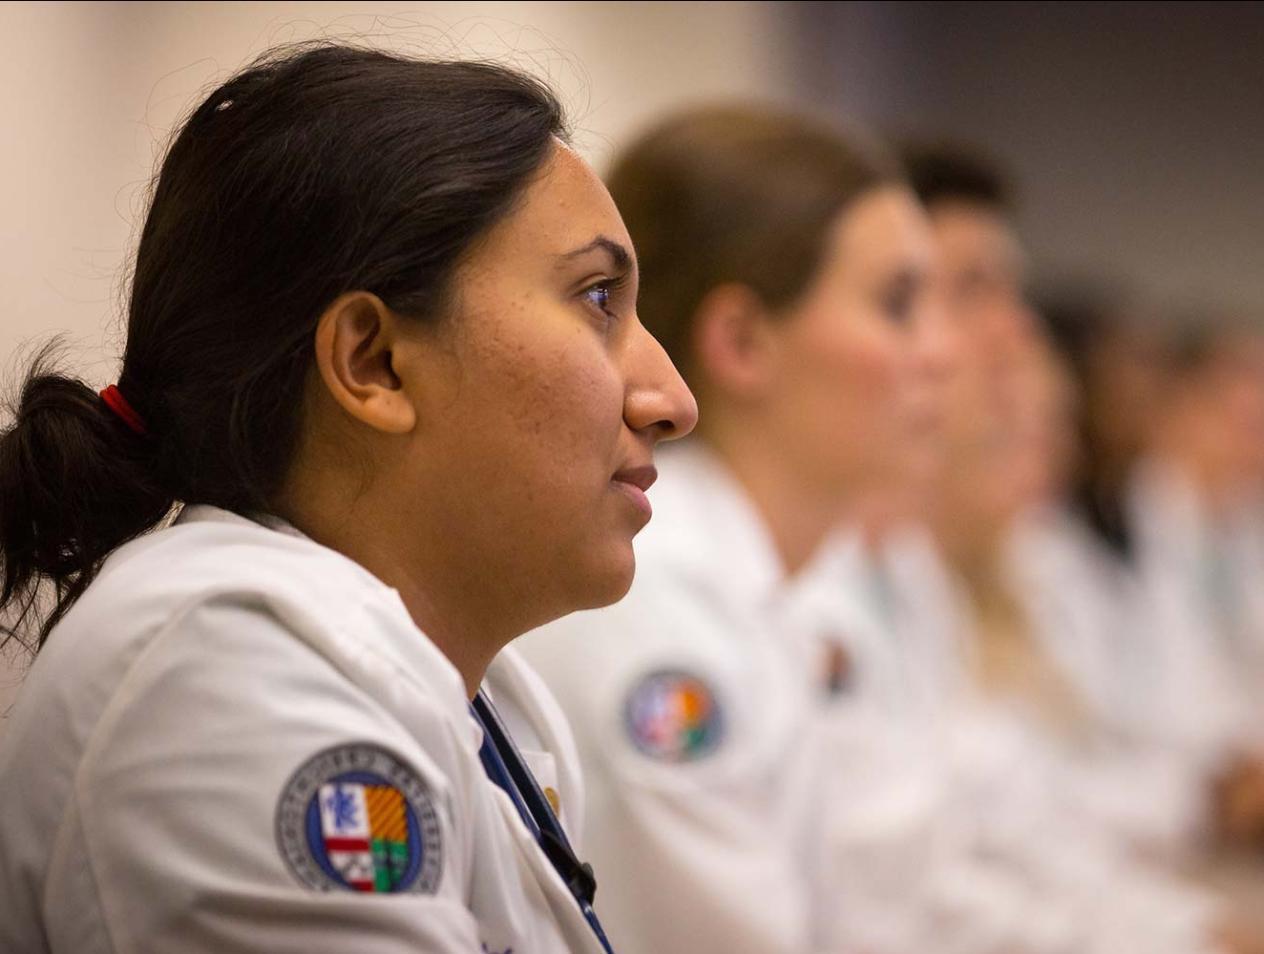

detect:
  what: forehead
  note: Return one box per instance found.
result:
[828,186,934,275]
[928,201,1024,277]
[473,141,634,266]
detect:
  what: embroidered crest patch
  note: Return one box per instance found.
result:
[276,743,443,894]
[624,669,724,761]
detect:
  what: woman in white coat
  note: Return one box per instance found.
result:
[0,44,696,954]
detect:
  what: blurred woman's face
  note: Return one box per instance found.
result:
[762,185,942,501]
[393,143,697,625]
[1160,335,1264,502]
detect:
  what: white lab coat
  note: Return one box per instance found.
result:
[1125,460,1264,760]
[850,518,1221,953]
[1000,505,1211,854]
[521,442,1221,954]
[0,505,601,954]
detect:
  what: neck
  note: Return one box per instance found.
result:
[350,538,506,698]
[1149,438,1245,520]
[700,427,850,577]
[275,478,512,699]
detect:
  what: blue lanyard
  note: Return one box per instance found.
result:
[471,691,615,954]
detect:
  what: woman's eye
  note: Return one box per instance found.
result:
[583,282,613,314]
[581,278,627,326]
[883,290,914,325]
[879,270,923,327]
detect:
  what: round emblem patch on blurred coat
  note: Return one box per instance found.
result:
[624,669,724,761]
[276,743,443,894]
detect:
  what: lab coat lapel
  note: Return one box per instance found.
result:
[480,745,609,954]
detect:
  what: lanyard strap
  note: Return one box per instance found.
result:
[471,691,615,954]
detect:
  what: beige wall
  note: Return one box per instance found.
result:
[0,0,796,715]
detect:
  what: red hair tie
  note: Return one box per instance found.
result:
[99,384,148,437]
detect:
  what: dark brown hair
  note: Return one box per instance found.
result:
[606,104,900,377]
[0,43,567,650]
[900,140,1012,213]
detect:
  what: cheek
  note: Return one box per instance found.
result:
[497,327,623,483]
[797,317,907,426]
[783,314,915,487]
[446,295,622,497]
[1232,384,1264,433]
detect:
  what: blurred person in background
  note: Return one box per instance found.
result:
[895,145,1148,780]
[903,145,1170,785]
[1040,293,1169,561]
[901,162,1121,751]
[1130,315,1264,733]
[832,143,1260,954]
[1044,294,1264,852]
[1121,314,1264,845]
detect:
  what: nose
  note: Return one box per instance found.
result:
[1011,295,1041,340]
[912,297,961,389]
[623,319,699,442]
[987,288,1039,349]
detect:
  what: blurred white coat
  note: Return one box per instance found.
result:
[1124,460,1264,760]
[522,442,1221,954]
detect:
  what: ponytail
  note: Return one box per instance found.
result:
[0,343,173,651]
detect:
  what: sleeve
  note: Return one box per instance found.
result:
[808,709,1221,954]
[519,581,814,954]
[64,595,485,954]
[806,710,1055,954]
[586,756,812,954]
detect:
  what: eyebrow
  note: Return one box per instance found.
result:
[558,235,633,272]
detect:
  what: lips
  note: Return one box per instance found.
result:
[611,464,657,493]
[611,464,657,522]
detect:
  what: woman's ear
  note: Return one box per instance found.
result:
[313,291,418,434]
[691,283,780,401]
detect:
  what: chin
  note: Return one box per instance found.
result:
[570,543,637,611]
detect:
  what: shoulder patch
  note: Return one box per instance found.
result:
[624,669,724,761]
[276,742,443,894]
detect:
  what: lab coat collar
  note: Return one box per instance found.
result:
[642,441,792,606]
[175,503,306,539]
